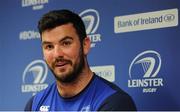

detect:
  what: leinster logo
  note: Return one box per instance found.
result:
[128,50,164,93]
[21,59,48,95]
[79,9,101,48]
[21,0,49,10]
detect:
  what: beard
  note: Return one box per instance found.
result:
[46,47,85,83]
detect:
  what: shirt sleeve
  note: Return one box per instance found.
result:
[24,96,34,111]
[97,91,137,111]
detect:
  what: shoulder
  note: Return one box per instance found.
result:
[24,82,56,111]
[98,90,137,111]
[95,75,137,111]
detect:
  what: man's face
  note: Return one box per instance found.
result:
[41,23,87,83]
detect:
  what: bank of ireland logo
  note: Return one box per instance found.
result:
[128,50,164,93]
[79,9,101,48]
[21,60,48,95]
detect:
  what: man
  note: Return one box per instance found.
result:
[24,9,136,111]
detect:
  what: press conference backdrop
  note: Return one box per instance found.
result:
[0,0,180,110]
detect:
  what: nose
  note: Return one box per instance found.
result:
[54,45,64,58]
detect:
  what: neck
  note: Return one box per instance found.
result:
[56,67,93,98]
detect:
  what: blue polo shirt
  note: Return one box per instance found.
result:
[25,74,136,111]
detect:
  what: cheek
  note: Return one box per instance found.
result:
[70,48,80,58]
[43,52,53,63]
[72,49,83,63]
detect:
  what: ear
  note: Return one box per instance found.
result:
[83,37,91,55]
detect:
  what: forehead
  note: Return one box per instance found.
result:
[41,23,79,42]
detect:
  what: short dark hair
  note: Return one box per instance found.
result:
[38,9,87,43]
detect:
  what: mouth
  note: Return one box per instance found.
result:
[53,58,72,70]
[55,62,69,68]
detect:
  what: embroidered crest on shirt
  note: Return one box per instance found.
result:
[81,105,91,112]
[39,105,50,111]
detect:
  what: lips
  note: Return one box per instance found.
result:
[52,58,72,69]
[55,62,68,67]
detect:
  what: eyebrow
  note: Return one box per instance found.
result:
[42,36,73,46]
[60,36,73,42]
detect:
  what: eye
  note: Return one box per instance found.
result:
[44,44,54,50]
[62,40,72,46]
